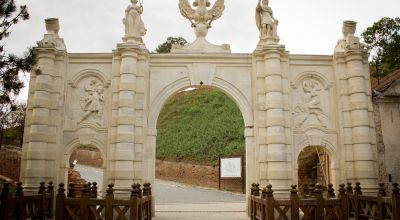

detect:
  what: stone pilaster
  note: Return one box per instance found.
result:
[334,21,378,189]
[254,44,291,195]
[20,18,67,190]
[346,51,377,188]
[109,43,149,194]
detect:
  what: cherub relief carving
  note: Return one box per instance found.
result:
[294,79,328,128]
[79,80,105,123]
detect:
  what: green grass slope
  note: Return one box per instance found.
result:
[156,88,245,165]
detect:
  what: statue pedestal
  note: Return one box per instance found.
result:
[171,37,231,54]
[256,36,280,50]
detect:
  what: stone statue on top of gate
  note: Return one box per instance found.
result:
[255,0,279,46]
[123,0,147,43]
[173,0,231,53]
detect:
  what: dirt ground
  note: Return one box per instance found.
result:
[155,160,245,193]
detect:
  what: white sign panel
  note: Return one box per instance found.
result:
[220,157,242,178]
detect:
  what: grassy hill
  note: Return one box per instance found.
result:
[156,88,245,165]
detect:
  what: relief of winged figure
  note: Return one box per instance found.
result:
[179,0,225,39]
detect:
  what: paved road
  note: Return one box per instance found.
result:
[75,165,249,219]
[154,180,248,219]
[154,179,245,204]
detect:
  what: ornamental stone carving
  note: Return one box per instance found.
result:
[123,0,146,43]
[173,0,230,53]
[255,0,279,47]
[255,0,279,43]
[79,80,105,123]
[293,78,329,128]
[334,20,366,53]
[37,18,66,50]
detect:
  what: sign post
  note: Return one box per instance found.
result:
[219,155,245,193]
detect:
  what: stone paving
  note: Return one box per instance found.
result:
[154,180,248,219]
[155,203,248,220]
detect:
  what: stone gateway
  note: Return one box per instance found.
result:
[21,0,378,203]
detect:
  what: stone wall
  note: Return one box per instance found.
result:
[155,160,244,193]
[0,146,21,181]
[373,98,400,183]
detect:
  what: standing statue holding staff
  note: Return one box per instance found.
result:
[255,0,278,41]
[123,0,146,43]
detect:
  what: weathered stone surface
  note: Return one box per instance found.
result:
[20,2,379,206]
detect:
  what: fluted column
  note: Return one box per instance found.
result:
[254,44,290,196]
[334,21,378,189]
[346,51,377,188]
[264,47,289,193]
[21,49,56,190]
[21,18,67,191]
[109,43,149,194]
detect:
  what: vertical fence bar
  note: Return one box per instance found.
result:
[105,184,114,220]
[265,184,274,220]
[353,182,362,220]
[377,183,386,220]
[143,183,152,220]
[338,184,348,220]
[1,182,12,220]
[315,184,324,220]
[392,183,400,220]
[290,185,299,220]
[130,184,140,220]
[79,184,90,220]
[250,183,256,220]
[56,183,66,220]
[15,182,24,220]
[38,181,46,220]
[47,181,54,218]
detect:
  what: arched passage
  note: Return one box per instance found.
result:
[295,140,340,192]
[146,76,255,201]
[61,139,107,197]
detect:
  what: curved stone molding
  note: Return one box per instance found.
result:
[68,69,111,88]
[148,77,192,130]
[212,78,254,127]
[294,135,340,186]
[291,71,333,129]
[148,76,254,130]
[295,136,338,167]
[290,71,332,90]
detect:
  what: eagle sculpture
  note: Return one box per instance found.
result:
[179,0,225,30]
[174,0,230,53]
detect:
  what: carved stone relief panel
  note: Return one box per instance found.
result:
[291,74,332,130]
[65,71,110,131]
[79,79,105,123]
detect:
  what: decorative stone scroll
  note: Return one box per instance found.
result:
[79,80,105,123]
[292,78,330,128]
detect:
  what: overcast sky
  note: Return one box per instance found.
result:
[5,0,399,100]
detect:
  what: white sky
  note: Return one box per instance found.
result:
[5,0,399,100]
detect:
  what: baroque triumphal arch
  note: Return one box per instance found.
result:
[21,0,378,199]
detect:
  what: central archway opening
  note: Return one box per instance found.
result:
[67,145,104,197]
[297,146,332,193]
[154,86,246,204]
